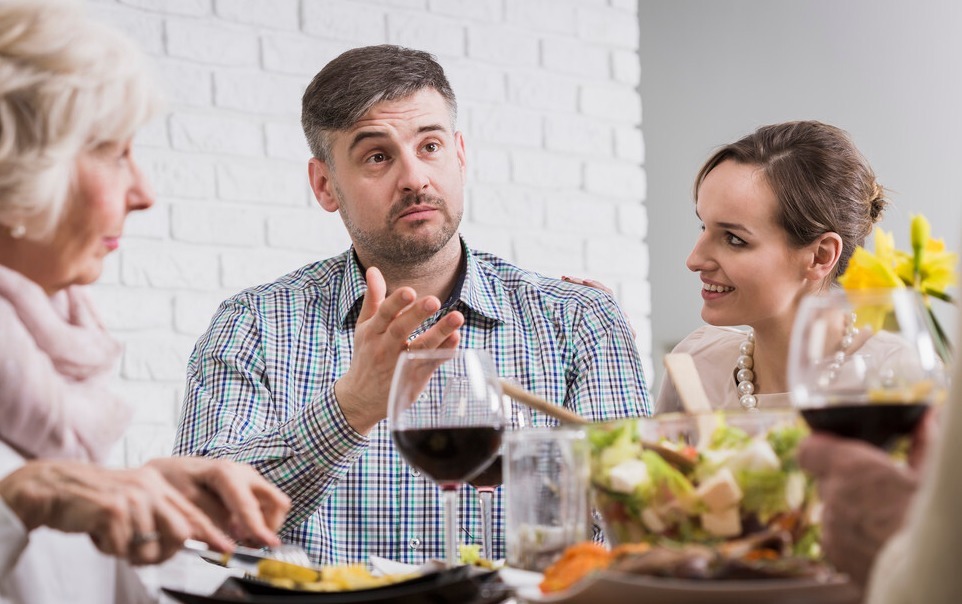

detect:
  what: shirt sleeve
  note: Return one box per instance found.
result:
[564,293,652,421]
[173,298,369,530]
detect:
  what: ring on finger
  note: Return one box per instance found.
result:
[131,531,160,546]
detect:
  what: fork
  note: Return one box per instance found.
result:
[267,543,313,567]
[183,539,314,573]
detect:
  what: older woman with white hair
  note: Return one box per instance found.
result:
[0,1,290,602]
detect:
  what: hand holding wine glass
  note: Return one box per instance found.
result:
[388,349,504,568]
[788,288,947,449]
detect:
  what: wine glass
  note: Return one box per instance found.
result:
[466,394,532,561]
[787,288,947,449]
[388,349,504,568]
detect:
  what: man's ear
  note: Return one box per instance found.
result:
[455,131,466,177]
[805,232,843,281]
[308,158,338,213]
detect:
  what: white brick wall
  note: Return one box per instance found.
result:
[86,0,650,465]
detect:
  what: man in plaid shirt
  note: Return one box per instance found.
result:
[174,45,650,564]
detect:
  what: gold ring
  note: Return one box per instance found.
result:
[131,531,160,546]
[404,341,411,352]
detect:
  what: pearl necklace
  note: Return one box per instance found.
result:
[735,331,758,409]
[735,318,858,410]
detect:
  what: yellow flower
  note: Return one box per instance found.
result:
[874,228,899,268]
[895,237,957,297]
[838,243,904,290]
[910,214,930,257]
[838,215,957,363]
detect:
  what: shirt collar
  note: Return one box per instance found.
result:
[459,241,508,324]
[335,237,508,329]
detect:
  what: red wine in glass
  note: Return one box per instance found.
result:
[467,453,502,561]
[800,402,928,450]
[388,349,505,568]
[788,289,945,451]
[468,454,503,490]
[394,427,502,488]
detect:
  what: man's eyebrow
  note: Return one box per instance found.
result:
[417,123,446,135]
[348,124,448,153]
[348,130,386,153]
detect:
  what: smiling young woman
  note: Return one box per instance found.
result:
[656,121,886,413]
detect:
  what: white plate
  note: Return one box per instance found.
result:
[512,570,860,604]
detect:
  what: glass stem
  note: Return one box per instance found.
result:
[442,488,459,568]
[478,489,494,560]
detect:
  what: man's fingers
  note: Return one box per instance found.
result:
[438,331,460,349]
[408,311,464,351]
[357,267,387,324]
[387,297,442,342]
[364,287,419,335]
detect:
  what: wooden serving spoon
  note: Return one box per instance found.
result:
[498,379,696,471]
[663,352,718,450]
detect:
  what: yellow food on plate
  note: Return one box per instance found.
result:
[257,559,319,584]
[256,559,417,592]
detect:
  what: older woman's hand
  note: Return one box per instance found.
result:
[146,456,290,547]
[0,460,234,565]
[797,433,920,587]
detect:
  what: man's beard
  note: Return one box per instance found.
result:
[338,187,462,266]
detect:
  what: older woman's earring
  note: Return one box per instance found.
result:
[9,224,25,239]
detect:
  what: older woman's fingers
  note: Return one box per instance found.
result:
[146,457,289,548]
[203,463,289,546]
[86,490,133,558]
[125,486,163,565]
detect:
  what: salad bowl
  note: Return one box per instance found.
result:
[587,409,822,579]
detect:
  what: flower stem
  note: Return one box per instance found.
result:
[924,288,955,304]
[926,305,953,365]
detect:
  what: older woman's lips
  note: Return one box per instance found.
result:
[104,237,120,251]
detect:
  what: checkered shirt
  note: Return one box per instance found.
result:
[173,240,650,564]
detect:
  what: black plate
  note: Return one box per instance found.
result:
[161,566,510,604]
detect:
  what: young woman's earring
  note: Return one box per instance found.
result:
[9,224,25,239]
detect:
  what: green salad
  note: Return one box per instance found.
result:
[589,414,820,559]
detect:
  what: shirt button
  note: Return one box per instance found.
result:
[410,467,421,477]
[409,537,422,550]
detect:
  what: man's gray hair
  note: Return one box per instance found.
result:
[301,45,457,163]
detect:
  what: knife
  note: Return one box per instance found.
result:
[182,539,320,581]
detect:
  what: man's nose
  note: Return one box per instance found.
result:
[396,152,430,193]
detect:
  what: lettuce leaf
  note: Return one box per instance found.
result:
[642,450,695,501]
[736,468,790,521]
[709,419,751,449]
[766,423,808,469]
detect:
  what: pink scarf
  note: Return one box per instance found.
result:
[0,265,131,462]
